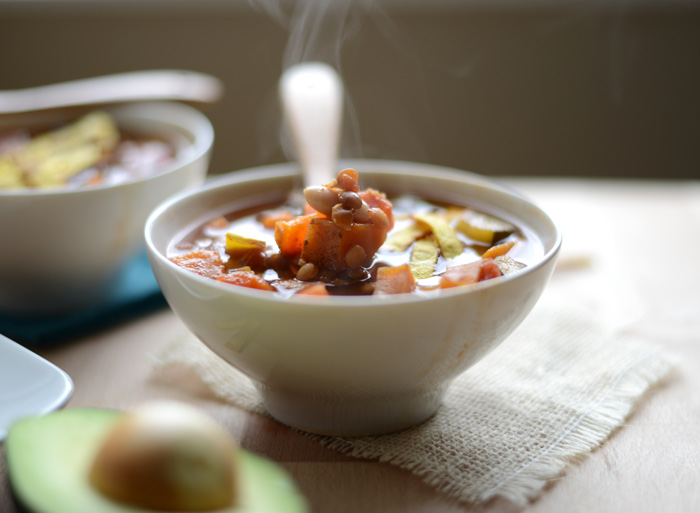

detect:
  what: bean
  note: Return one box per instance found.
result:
[304,185,339,216]
[369,207,390,228]
[296,262,318,281]
[337,169,360,192]
[339,191,362,210]
[345,244,367,268]
[332,204,354,231]
[353,201,370,222]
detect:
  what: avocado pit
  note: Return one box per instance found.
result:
[88,401,237,511]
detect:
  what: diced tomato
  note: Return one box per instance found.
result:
[479,258,503,280]
[297,282,330,296]
[439,258,503,289]
[170,250,225,279]
[257,209,296,230]
[360,188,394,229]
[217,270,275,291]
[374,264,416,295]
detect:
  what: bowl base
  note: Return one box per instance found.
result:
[256,382,450,437]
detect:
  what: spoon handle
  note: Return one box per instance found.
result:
[0,70,224,115]
[279,62,343,187]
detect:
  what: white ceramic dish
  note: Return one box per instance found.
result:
[0,334,73,441]
[0,102,214,315]
[145,160,561,436]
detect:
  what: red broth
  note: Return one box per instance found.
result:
[168,169,543,297]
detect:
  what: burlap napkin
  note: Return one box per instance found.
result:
[154,257,674,507]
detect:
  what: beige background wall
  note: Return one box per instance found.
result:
[0,1,698,179]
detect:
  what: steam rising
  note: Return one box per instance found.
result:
[249,0,375,164]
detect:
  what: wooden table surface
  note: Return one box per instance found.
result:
[2,178,699,513]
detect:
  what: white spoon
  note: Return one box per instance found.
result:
[0,69,224,115]
[279,62,343,188]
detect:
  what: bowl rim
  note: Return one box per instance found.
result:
[0,101,214,198]
[145,159,562,307]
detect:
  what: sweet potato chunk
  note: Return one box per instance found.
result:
[482,240,515,259]
[374,264,416,295]
[299,218,343,270]
[300,218,388,271]
[439,258,502,289]
[170,250,225,279]
[274,213,320,257]
[217,270,275,291]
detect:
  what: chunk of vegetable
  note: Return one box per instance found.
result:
[439,258,502,288]
[297,283,330,296]
[374,264,416,295]
[482,240,515,259]
[299,218,342,270]
[455,210,516,244]
[359,189,395,229]
[257,209,296,230]
[225,233,267,270]
[299,218,388,271]
[274,213,320,257]
[170,250,226,279]
[494,255,527,275]
[217,270,275,291]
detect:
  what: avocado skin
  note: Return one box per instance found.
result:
[5,408,308,513]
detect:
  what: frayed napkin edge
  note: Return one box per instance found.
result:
[476,348,675,506]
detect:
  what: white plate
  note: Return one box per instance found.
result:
[0,334,73,441]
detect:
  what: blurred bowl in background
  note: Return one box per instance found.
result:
[145,160,561,436]
[0,101,214,315]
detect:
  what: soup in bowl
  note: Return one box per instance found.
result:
[0,102,214,315]
[145,160,561,436]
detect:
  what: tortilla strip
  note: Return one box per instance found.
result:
[414,212,463,259]
[410,236,439,279]
[384,222,430,252]
[4,111,119,188]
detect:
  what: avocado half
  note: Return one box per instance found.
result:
[5,408,308,513]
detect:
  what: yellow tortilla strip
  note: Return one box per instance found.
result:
[414,212,463,259]
[410,236,439,279]
[4,111,119,189]
[0,157,25,189]
[27,144,103,188]
[384,222,431,252]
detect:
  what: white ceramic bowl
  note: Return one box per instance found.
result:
[0,102,214,315]
[145,160,561,436]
